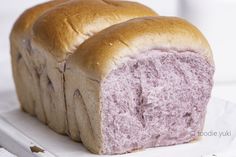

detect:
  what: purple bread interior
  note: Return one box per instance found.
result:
[100,49,214,154]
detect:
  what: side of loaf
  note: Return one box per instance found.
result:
[10,0,157,141]
[66,16,214,154]
[10,0,66,125]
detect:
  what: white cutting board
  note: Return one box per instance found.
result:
[0,93,236,157]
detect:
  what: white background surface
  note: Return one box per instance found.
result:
[1,0,236,102]
[0,148,16,157]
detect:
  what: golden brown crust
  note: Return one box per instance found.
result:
[32,0,158,61]
[68,16,213,80]
[10,0,66,43]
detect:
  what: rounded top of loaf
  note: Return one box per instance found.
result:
[10,0,65,44]
[68,16,213,80]
[32,0,158,61]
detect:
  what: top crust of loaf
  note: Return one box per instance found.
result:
[10,0,65,44]
[68,16,214,80]
[32,0,157,61]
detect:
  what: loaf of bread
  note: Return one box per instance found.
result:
[65,16,214,154]
[10,0,214,155]
[10,0,157,141]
